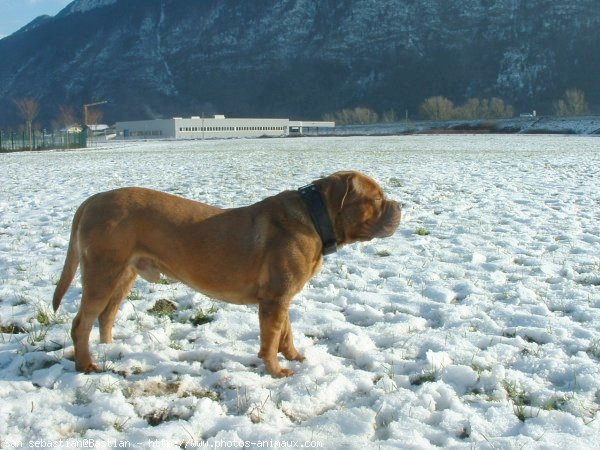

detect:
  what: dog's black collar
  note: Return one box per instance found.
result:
[298,184,337,255]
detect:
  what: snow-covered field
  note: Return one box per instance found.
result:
[1,135,599,449]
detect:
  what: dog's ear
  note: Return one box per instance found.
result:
[339,175,352,211]
[314,171,357,214]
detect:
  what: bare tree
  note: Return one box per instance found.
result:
[57,105,77,130]
[324,107,380,125]
[420,96,455,120]
[382,109,398,123]
[14,98,40,150]
[85,109,104,143]
[455,98,481,119]
[454,97,514,119]
[353,107,379,125]
[488,97,514,118]
[554,88,589,116]
[439,97,514,120]
[85,108,103,127]
[335,108,355,125]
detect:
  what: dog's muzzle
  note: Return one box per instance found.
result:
[374,201,402,238]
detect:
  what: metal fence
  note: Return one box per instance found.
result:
[0,130,87,152]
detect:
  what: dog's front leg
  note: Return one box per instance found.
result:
[258,300,296,377]
[279,312,305,363]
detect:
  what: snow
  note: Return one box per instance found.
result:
[60,0,118,15]
[0,134,599,449]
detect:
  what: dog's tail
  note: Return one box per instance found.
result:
[53,203,85,312]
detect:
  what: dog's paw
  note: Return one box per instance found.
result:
[272,367,295,378]
[263,358,295,378]
[76,362,100,373]
[286,353,305,362]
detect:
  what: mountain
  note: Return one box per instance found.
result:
[0,0,598,127]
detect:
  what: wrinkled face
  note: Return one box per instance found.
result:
[317,171,402,245]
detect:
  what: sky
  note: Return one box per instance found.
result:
[0,0,72,39]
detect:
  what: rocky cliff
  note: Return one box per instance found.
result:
[0,0,598,126]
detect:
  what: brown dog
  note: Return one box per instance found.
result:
[53,171,401,377]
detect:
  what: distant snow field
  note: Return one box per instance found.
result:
[1,135,599,449]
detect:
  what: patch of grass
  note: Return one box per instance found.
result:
[503,380,530,406]
[410,368,438,386]
[520,347,541,358]
[541,395,569,411]
[122,378,220,403]
[467,323,479,333]
[30,304,66,330]
[587,339,600,359]
[388,177,404,188]
[415,227,430,236]
[380,364,399,393]
[513,403,539,422]
[25,323,49,346]
[523,334,545,345]
[113,417,130,432]
[191,305,218,326]
[376,249,392,257]
[123,381,178,398]
[169,341,183,350]
[74,387,92,405]
[502,380,540,422]
[36,310,51,326]
[14,296,28,306]
[469,361,488,378]
[246,392,272,424]
[502,380,539,421]
[127,289,143,301]
[1,324,26,334]
[458,426,471,440]
[144,408,171,426]
[190,309,213,326]
[181,389,220,402]
[147,299,177,318]
[132,384,213,425]
[94,378,121,394]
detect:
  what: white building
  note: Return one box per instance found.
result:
[115,115,334,140]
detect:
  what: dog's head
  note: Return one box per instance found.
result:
[314,171,402,246]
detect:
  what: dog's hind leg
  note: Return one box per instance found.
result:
[71,262,128,372]
[98,267,137,344]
